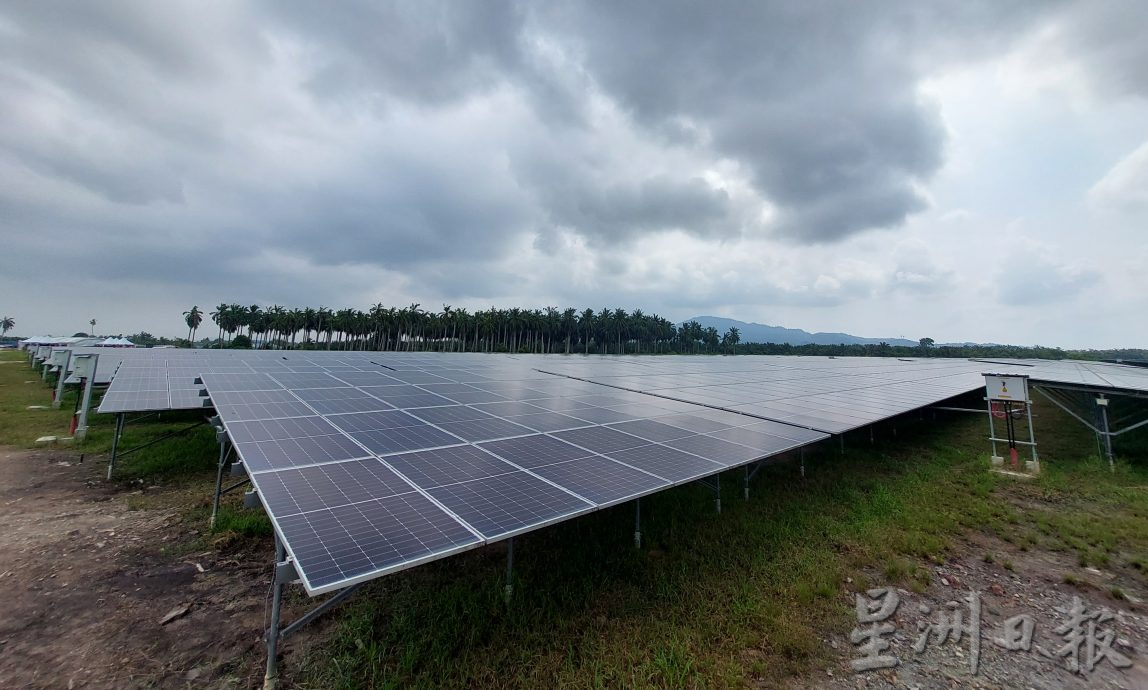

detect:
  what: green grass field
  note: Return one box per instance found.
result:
[3,349,1146,688]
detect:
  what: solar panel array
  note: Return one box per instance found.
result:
[97,351,397,413]
[201,362,827,594]
[80,349,1148,597]
[534,356,1002,433]
[92,350,1148,420]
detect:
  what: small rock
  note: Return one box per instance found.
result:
[941,577,950,586]
[989,584,1005,596]
[159,604,191,625]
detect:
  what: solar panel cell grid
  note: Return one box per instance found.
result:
[237,434,371,473]
[347,424,463,456]
[478,434,595,469]
[434,417,533,442]
[276,492,481,591]
[550,426,649,454]
[605,444,724,483]
[502,411,590,433]
[385,445,518,489]
[425,471,593,540]
[529,455,669,505]
[327,410,425,433]
[255,459,416,515]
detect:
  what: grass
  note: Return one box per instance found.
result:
[0,350,78,445]
[3,348,1147,688]
[0,350,219,482]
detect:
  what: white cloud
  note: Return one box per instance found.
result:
[1089,139,1148,212]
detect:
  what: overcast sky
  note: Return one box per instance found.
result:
[2,1,1145,348]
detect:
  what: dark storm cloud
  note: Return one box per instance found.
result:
[260,0,1044,244]
[262,159,533,269]
[2,0,1136,331]
[526,1,1054,243]
[264,0,527,106]
[1060,0,1148,99]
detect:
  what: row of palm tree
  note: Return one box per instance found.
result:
[187,303,741,354]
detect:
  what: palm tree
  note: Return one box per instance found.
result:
[721,327,740,353]
[209,304,227,348]
[183,306,203,345]
[578,309,594,354]
[612,308,628,354]
[89,318,97,336]
[1,316,14,337]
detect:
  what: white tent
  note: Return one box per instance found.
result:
[20,336,103,349]
[95,337,135,348]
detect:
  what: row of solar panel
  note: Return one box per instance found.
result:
[202,370,828,593]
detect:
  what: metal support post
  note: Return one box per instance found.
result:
[74,368,97,440]
[839,435,845,456]
[744,465,750,500]
[52,350,71,409]
[107,413,125,480]
[279,584,363,640]
[108,419,208,478]
[264,536,287,690]
[211,439,230,528]
[869,427,874,445]
[633,498,641,548]
[504,538,515,603]
[1024,401,1039,472]
[1098,396,1114,472]
[710,476,721,514]
[800,447,806,478]
[985,398,1000,464]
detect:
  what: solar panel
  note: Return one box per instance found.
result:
[504,411,592,433]
[275,490,481,591]
[604,443,724,483]
[384,444,519,489]
[527,455,670,506]
[549,426,651,455]
[422,471,593,540]
[478,434,595,468]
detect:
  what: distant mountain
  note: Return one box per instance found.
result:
[682,316,918,347]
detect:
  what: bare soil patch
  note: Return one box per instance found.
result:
[789,531,1148,690]
[0,446,268,689]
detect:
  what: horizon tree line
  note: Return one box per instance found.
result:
[167,302,1134,361]
[187,303,742,355]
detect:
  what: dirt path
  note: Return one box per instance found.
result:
[0,447,268,689]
